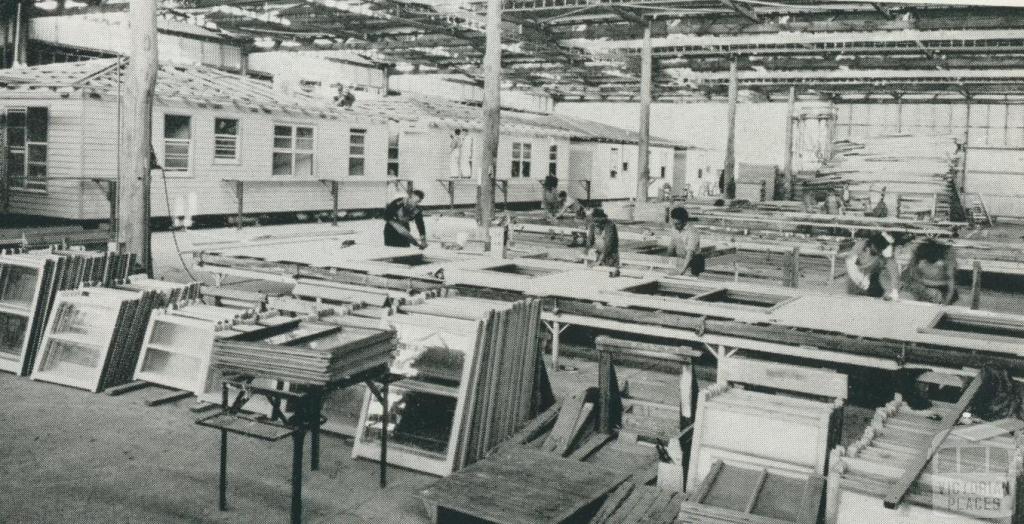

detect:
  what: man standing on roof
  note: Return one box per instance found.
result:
[383,190,428,249]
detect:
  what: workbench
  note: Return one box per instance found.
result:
[196,365,398,524]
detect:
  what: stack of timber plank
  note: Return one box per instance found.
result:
[804,134,958,219]
[687,382,843,486]
[678,459,825,524]
[0,250,135,376]
[826,394,1024,523]
[210,322,397,386]
[585,481,683,524]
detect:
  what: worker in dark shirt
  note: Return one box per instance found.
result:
[383,189,428,248]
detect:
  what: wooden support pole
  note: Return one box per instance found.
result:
[12,0,27,66]
[477,0,502,250]
[896,95,903,134]
[636,22,653,203]
[724,57,739,199]
[331,181,339,226]
[960,96,972,191]
[235,181,244,230]
[970,260,981,310]
[783,85,796,200]
[117,0,158,276]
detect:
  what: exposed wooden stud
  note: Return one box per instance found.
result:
[636,22,652,204]
[116,0,158,276]
[724,56,739,199]
[783,85,796,199]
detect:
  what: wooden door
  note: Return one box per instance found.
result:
[568,148,593,200]
[672,149,687,197]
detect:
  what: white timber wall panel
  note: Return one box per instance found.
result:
[77,98,387,220]
[5,98,84,219]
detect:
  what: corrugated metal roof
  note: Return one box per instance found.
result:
[0,59,381,121]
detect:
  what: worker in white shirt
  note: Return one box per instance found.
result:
[666,206,703,276]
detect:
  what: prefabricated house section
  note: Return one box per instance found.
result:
[0,59,688,222]
[0,58,391,221]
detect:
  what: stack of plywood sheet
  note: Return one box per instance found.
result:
[678,460,825,524]
[352,296,549,476]
[31,286,170,392]
[0,250,135,376]
[210,321,397,386]
[826,394,1024,524]
[687,381,843,486]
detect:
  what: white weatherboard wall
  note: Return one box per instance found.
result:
[556,101,791,192]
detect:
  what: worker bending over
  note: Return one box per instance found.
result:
[383,189,428,249]
[901,238,958,305]
[666,207,703,276]
[585,208,620,275]
[846,232,899,300]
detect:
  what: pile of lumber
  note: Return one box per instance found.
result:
[679,460,824,524]
[0,250,137,377]
[591,481,683,524]
[687,381,843,486]
[31,284,188,392]
[210,321,396,386]
[826,393,1024,523]
[802,133,959,219]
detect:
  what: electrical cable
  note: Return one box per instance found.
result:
[159,165,199,281]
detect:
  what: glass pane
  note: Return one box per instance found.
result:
[274,125,292,137]
[360,387,457,457]
[349,157,365,177]
[164,115,191,139]
[7,127,25,147]
[549,162,557,176]
[523,144,532,158]
[27,144,46,163]
[214,118,238,135]
[274,136,292,149]
[0,311,28,360]
[521,161,531,177]
[164,141,189,170]
[350,132,365,144]
[27,164,46,181]
[388,147,399,160]
[0,265,39,308]
[511,161,520,178]
[550,145,557,160]
[272,152,293,176]
[387,161,399,177]
[512,143,521,156]
[350,145,364,156]
[6,110,25,127]
[296,138,314,151]
[138,348,201,380]
[297,127,314,139]
[37,338,103,375]
[26,107,48,142]
[296,152,313,176]
[50,302,113,345]
[388,132,399,148]
[7,152,24,179]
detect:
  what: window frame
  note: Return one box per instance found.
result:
[213,117,240,164]
[349,128,367,177]
[511,141,532,178]
[609,146,620,179]
[387,129,400,178]
[272,124,315,177]
[5,107,48,193]
[162,114,192,176]
[548,144,558,177]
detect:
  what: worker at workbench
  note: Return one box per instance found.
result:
[383,189,428,249]
[542,175,561,221]
[585,208,620,275]
[900,238,959,305]
[846,232,899,299]
[554,191,588,247]
[666,206,703,276]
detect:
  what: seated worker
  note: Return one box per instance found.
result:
[383,189,428,249]
[666,206,703,276]
[865,188,889,218]
[585,208,620,274]
[901,238,958,304]
[846,231,899,300]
